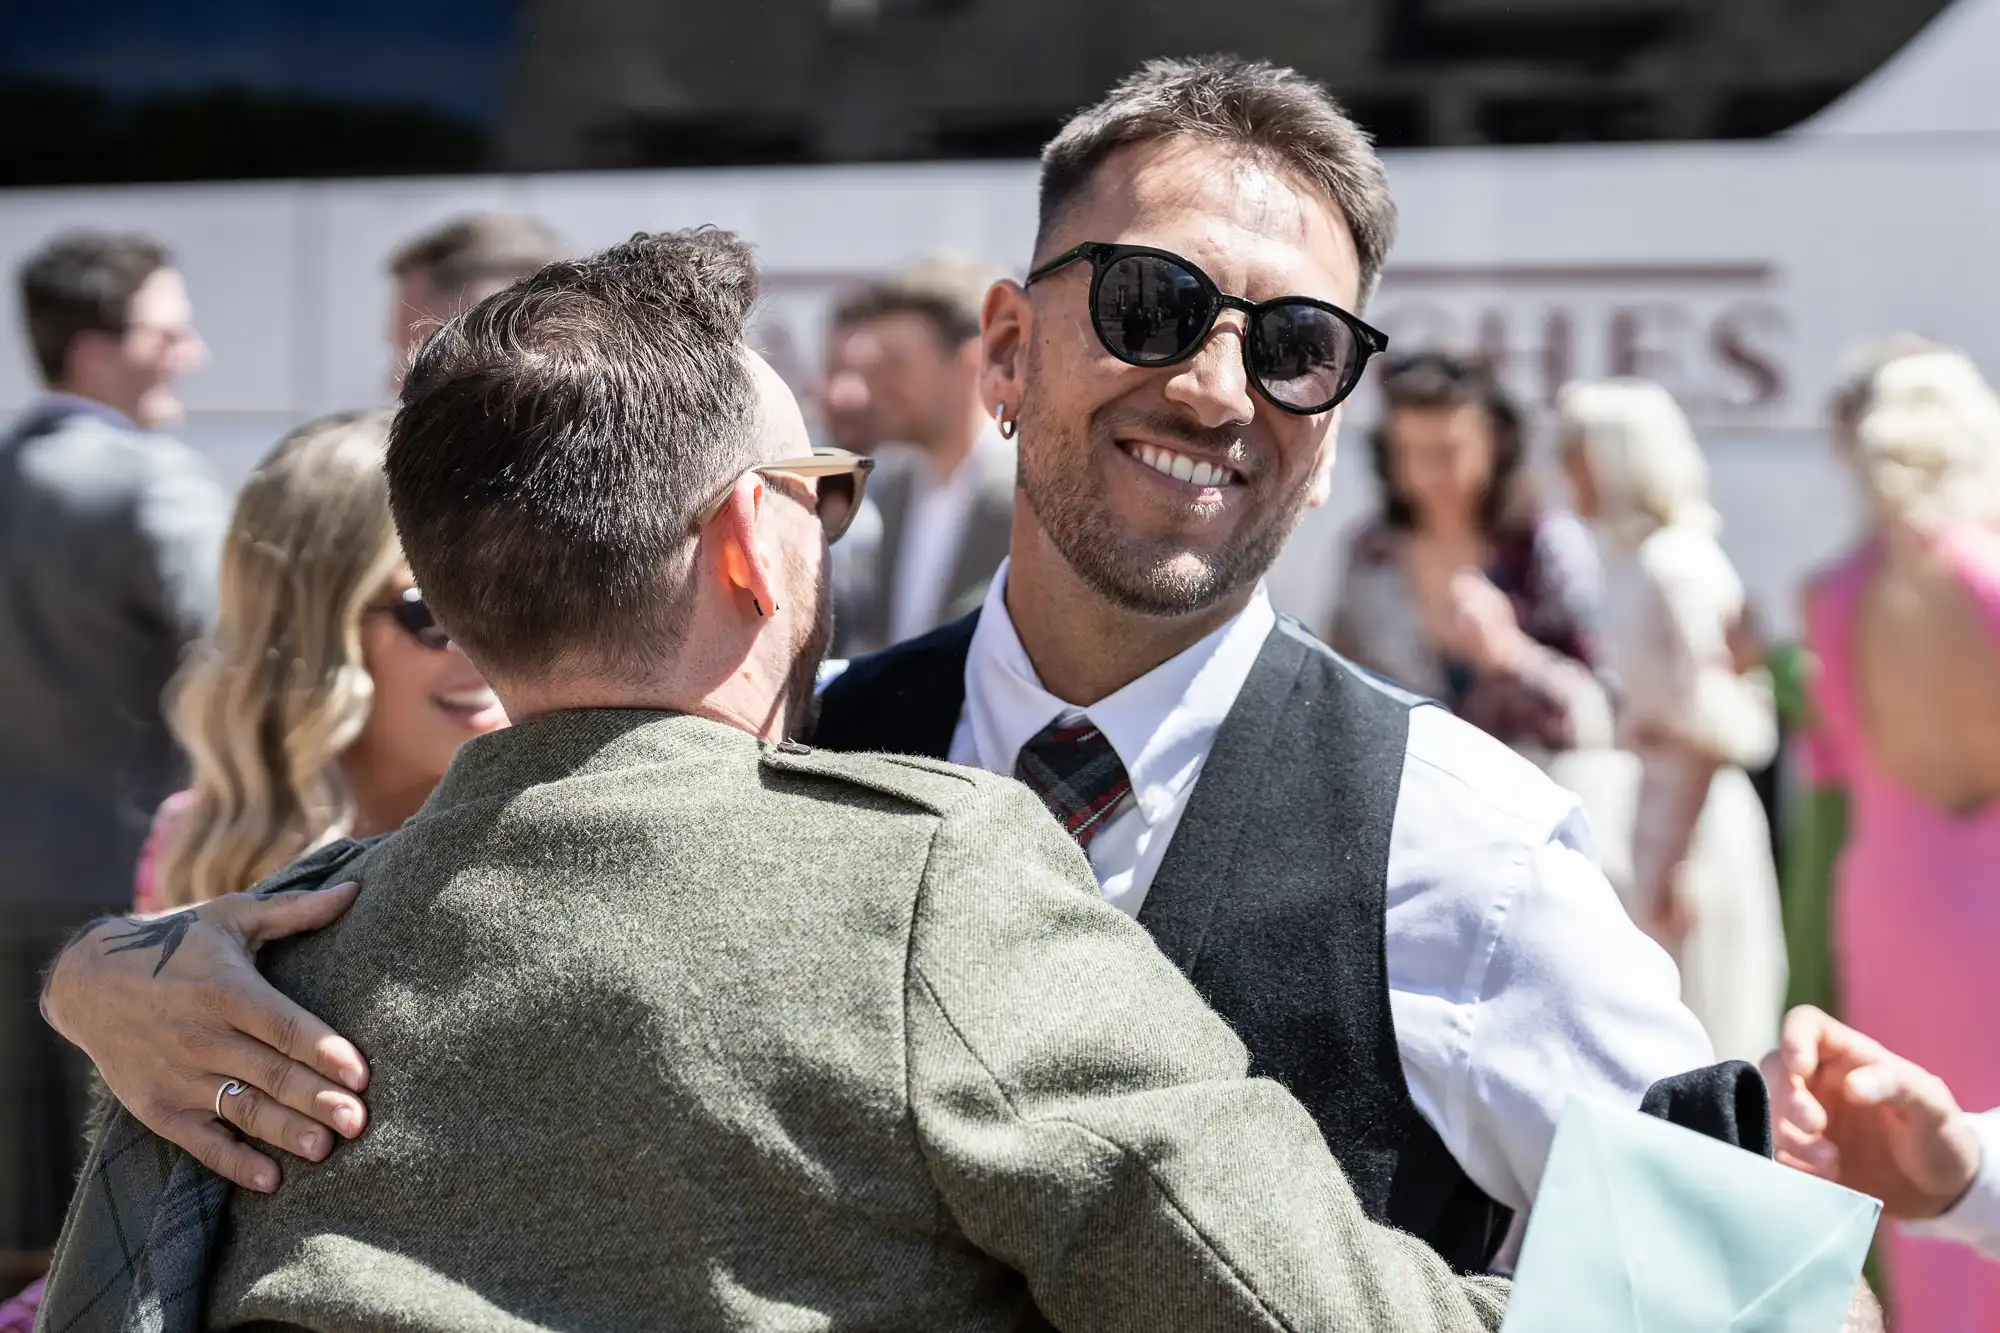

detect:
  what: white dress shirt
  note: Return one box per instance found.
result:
[886,439,992,645]
[819,559,1715,1266]
[1909,1110,2000,1261]
[931,560,1714,1267]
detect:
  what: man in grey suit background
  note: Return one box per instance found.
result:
[39,229,1506,1333]
[0,231,226,1271]
[822,254,1015,656]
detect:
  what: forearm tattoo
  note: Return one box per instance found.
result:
[101,910,201,976]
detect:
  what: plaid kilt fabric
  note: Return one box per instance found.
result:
[34,1108,225,1333]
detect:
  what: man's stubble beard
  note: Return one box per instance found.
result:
[784,555,835,741]
[1013,341,1318,618]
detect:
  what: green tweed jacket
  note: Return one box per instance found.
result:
[118,710,1513,1332]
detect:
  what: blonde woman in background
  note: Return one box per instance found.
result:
[137,409,507,910]
[1558,379,1785,1064]
[1783,333,1951,1024]
[0,409,508,1328]
[1794,349,2000,1333]
[148,413,505,911]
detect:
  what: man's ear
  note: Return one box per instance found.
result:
[58,329,118,391]
[710,475,781,617]
[979,279,1031,420]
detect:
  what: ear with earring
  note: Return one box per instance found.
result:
[994,402,1019,440]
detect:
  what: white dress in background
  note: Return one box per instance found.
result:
[1602,524,1788,1063]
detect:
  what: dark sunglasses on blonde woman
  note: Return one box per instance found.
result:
[366,587,452,651]
[704,448,877,543]
[1025,242,1389,415]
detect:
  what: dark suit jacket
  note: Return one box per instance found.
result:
[838,432,1014,657]
[0,401,229,908]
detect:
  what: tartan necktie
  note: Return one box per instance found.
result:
[1012,714,1134,850]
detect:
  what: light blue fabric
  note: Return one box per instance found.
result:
[1504,1098,1879,1333]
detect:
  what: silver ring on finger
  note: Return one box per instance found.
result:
[215,1078,247,1121]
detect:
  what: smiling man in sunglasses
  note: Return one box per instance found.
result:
[814,55,1747,1273]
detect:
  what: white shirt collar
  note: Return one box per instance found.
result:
[963,558,1276,824]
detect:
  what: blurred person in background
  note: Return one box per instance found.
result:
[0,409,505,1331]
[818,311,885,456]
[1329,354,1634,893]
[1783,332,1951,1022]
[824,255,1014,656]
[384,212,567,388]
[1793,347,2000,1333]
[146,410,508,914]
[1331,353,1613,759]
[0,231,225,1277]
[815,301,887,657]
[1559,378,1785,1065]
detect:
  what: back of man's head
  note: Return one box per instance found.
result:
[17,230,171,386]
[387,228,762,686]
[1036,55,1395,305]
[389,213,568,308]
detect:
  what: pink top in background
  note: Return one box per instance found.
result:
[129,789,194,917]
[1803,529,2000,1333]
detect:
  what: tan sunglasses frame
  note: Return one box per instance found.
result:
[701,448,877,542]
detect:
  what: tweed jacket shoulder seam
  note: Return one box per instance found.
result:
[759,744,994,818]
[903,966,1294,1333]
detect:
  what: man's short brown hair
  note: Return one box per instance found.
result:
[1037,56,1397,306]
[829,252,996,348]
[388,213,568,303]
[16,230,171,384]
[387,228,762,682]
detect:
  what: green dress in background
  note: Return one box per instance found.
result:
[1770,642,1846,1020]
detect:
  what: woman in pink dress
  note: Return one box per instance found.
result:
[1,410,508,1325]
[1800,349,2000,1333]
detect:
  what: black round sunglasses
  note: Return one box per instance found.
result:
[1024,242,1389,416]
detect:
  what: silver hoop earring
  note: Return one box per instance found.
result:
[995,403,1018,440]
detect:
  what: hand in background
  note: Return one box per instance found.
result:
[1448,571,1535,673]
[1761,1005,1982,1219]
[40,884,372,1192]
[1636,862,1694,954]
[1725,606,1768,677]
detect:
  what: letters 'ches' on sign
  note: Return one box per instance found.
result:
[1369,263,1792,429]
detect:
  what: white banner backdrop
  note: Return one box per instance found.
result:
[4,134,1998,634]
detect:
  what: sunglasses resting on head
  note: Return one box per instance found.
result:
[1025,242,1389,415]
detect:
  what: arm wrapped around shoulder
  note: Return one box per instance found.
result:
[904,775,1509,1333]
